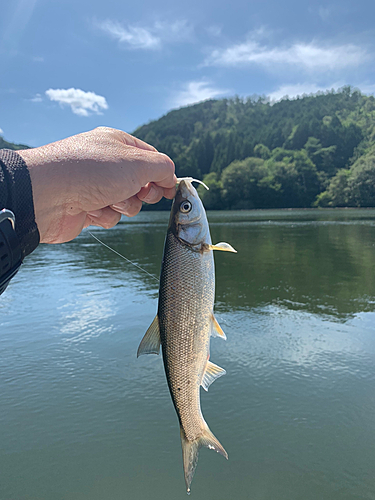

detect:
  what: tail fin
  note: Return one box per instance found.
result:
[180,425,228,494]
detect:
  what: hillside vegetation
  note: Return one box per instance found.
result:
[2,87,375,209]
[0,136,30,151]
[134,86,375,209]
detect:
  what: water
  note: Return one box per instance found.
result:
[1,209,375,500]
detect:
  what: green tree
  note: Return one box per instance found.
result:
[304,137,337,174]
[0,137,30,151]
[270,149,322,207]
[315,169,351,207]
[316,150,375,207]
[349,153,375,206]
[198,172,223,210]
[132,88,375,208]
[221,157,266,209]
[254,143,271,160]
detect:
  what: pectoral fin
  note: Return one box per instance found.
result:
[201,361,226,391]
[208,242,237,253]
[137,315,161,357]
[211,314,227,340]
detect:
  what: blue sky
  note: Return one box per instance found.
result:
[1,0,374,147]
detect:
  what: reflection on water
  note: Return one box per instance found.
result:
[0,209,375,500]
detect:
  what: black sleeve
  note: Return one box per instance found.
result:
[0,149,40,258]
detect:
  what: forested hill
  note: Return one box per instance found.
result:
[0,137,30,151]
[134,87,375,209]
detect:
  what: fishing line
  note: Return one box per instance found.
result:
[87,231,160,283]
[88,178,206,284]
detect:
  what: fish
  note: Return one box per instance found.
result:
[137,179,236,493]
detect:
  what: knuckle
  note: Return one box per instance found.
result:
[102,211,122,229]
[94,126,117,135]
[161,153,175,174]
[127,199,142,217]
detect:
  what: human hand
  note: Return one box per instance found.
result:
[17,127,177,244]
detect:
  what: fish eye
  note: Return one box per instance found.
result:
[180,200,192,213]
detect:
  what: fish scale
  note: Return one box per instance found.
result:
[159,231,214,441]
[137,179,236,492]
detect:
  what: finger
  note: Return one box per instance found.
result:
[163,186,177,199]
[135,151,177,189]
[86,209,103,218]
[111,195,143,217]
[92,127,158,152]
[87,206,122,229]
[116,131,158,152]
[137,183,164,204]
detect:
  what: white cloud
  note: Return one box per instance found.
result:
[205,38,369,73]
[95,19,193,50]
[268,83,375,102]
[96,20,160,50]
[30,93,42,102]
[170,80,230,108]
[267,83,342,102]
[45,88,108,116]
[0,128,3,135]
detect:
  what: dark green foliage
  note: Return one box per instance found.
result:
[271,149,322,207]
[317,150,375,207]
[3,87,375,209]
[215,149,321,210]
[133,86,375,208]
[198,172,223,210]
[304,137,337,176]
[254,143,271,160]
[0,136,30,151]
[221,157,268,209]
[349,155,375,206]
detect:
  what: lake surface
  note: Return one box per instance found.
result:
[1,208,375,500]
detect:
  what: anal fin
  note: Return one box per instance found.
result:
[201,360,226,391]
[137,315,161,357]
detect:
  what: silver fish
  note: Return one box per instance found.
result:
[137,179,236,493]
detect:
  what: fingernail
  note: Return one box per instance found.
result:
[143,185,158,203]
[87,209,103,218]
[111,201,130,212]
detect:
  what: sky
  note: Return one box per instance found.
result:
[0,0,375,147]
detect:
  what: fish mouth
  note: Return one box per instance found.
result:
[176,179,198,199]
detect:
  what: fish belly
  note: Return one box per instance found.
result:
[158,231,214,440]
